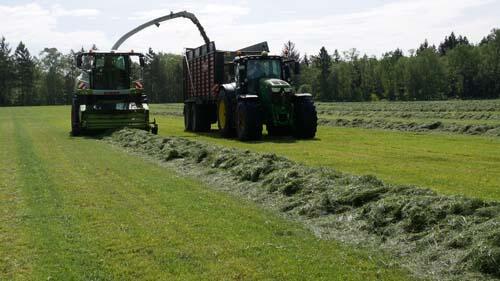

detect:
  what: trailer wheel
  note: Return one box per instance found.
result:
[217,94,234,137]
[71,96,81,136]
[293,98,317,139]
[184,103,193,131]
[192,104,211,132]
[236,101,262,141]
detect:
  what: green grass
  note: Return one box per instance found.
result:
[0,105,412,280]
[153,113,500,201]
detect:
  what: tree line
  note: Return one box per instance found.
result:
[0,28,499,106]
[292,29,500,101]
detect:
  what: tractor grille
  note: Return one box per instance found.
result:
[272,90,290,105]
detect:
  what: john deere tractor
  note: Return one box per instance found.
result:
[217,52,317,140]
[71,51,157,136]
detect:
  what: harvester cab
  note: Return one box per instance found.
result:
[71,51,158,136]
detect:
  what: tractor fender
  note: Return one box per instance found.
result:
[294,93,313,101]
[294,93,313,98]
[220,83,236,95]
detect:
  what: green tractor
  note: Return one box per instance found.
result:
[71,51,157,136]
[217,52,317,140]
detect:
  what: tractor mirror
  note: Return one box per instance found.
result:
[139,56,145,67]
[76,55,83,68]
[294,61,301,75]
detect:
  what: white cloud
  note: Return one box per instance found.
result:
[1,0,497,57]
[118,0,498,57]
[0,3,108,54]
[50,4,100,17]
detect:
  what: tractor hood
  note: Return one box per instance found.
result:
[262,79,293,94]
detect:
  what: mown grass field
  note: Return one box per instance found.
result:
[151,104,500,201]
[0,106,413,280]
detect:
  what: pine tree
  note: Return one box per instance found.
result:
[417,39,437,55]
[439,32,470,56]
[39,48,65,104]
[14,41,35,105]
[302,53,310,67]
[317,47,332,101]
[0,36,13,105]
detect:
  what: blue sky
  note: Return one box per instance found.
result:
[1,0,499,57]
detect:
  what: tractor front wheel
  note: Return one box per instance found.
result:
[236,101,262,141]
[293,98,317,139]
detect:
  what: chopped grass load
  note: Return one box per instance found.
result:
[107,128,500,281]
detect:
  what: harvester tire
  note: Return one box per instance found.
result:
[184,103,193,131]
[151,125,158,135]
[192,104,211,132]
[217,94,234,137]
[71,96,81,136]
[236,101,262,141]
[293,98,317,139]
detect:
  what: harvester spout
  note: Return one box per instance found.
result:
[111,11,210,50]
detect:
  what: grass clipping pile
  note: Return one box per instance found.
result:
[107,129,500,280]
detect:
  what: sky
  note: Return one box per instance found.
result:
[1,0,499,58]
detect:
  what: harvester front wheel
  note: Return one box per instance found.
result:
[217,94,234,137]
[293,98,317,139]
[71,96,81,136]
[236,101,262,141]
[184,103,193,131]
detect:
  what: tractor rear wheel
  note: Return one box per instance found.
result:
[293,98,317,139]
[192,104,211,132]
[184,103,193,131]
[217,94,234,137]
[236,101,262,141]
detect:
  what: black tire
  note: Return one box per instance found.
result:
[236,101,262,141]
[71,96,81,136]
[267,125,290,137]
[192,104,211,132]
[293,98,317,139]
[217,92,234,137]
[151,125,158,135]
[184,103,193,131]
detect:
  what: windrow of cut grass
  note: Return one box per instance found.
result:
[107,128,500,281]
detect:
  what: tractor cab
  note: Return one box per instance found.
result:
[232,52,300,96]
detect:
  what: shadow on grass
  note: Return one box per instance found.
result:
[189,129,321,144]
[67,129,118,140]
[68,128,321,144]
